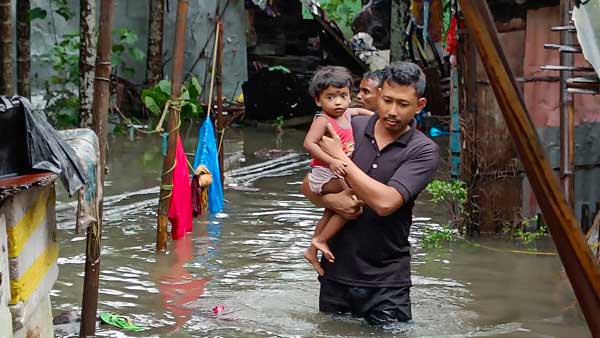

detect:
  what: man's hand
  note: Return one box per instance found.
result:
[329,159,347,176]
[322,189,363,220]
[301,175,363,220]
[319,124,347,160]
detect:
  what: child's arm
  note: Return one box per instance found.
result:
[347,107,375,117]
[303,116,348,176]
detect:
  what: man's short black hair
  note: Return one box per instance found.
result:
[309,66,353,98]
[362,69,385,88]
[383,62,426,97]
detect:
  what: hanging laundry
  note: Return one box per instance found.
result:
[193,117,224,213]
[191,165,212,217]
[168,135,193,240]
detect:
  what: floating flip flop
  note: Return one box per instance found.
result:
[99,312,144,332]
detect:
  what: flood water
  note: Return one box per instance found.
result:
[52,124,590,338]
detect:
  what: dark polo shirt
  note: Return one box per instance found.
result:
[320,114,440,287]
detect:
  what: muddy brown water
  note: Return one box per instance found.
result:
[52,125,590,338]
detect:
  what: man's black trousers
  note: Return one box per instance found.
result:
[319,278,412,325]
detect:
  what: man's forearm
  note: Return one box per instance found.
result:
[339,154,404,216]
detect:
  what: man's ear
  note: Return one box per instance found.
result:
[417,97,427,111]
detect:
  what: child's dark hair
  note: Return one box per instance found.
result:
[383,62,426,97]
[308,66,353,98]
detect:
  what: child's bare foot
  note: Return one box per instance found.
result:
[312,237,335,263]
[303,245,324,276]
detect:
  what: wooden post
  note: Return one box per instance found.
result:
[0,0,13,95]
[82,0,115,336]
[559,0,575,209]
[390,0,409,62]
[146,0,165,86]
[16,0,30,98]
[156,0,189,251]
[216,20,225,187]
[457,0,600,335]
[80,0,97,128]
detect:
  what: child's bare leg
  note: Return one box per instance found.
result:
[304,209,334,276]
[310,178,349,263]
[312,213,345,262]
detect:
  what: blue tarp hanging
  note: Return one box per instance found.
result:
[193,117,224,213]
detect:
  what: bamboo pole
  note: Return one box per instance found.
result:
[146,0,165,86]
[156,0,189,251]
[16,0,30,98]
[82,0,115,336]
[216,20,225,187]
[457,0,600,335]
[559,0,575,209]
[0,0,13,95]
[79,0,96,128]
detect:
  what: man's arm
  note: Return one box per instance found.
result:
[319,124,439,216]
[300,174,363,220]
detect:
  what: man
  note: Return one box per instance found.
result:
[356,69,384,112]
[301,62,440,325]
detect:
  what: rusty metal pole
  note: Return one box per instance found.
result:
[457,1,600,335]
[156,0,189,251]
[83,0,115,336]
[216,20,225,187]
[559,0,575,209]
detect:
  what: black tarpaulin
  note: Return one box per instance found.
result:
[17,97,86,196]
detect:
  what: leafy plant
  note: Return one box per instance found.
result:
[140,77,204,121]
[513,215,547,245]
[42,32,81,127]
[422,224,457,249]
[50,0,75,21]
[426,179,467,227]
[29,7,48,21]
[112,28,146,78]
[302,0,362,39]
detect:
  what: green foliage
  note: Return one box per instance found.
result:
[301,0,362,39]
[422,224,457,249]
[51,0,75,21]
[29,7,48,21]
[275,115,284,128]
[426,179,467,214]
[513,215,548,245]
[140,77,204,121]
[112,28,146,78]
[41,27,146,128]
[423,179,468,247]
[42,33,81,127]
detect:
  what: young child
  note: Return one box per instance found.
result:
[303,66,373,275]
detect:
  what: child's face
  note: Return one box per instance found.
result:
[315,86,351,117]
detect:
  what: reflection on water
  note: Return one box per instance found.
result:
[52,125,590,338]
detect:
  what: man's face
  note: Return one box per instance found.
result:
[376,81,426,134]
[315,86,351,118]
[356,78,379,111]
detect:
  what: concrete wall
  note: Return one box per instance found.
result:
[27,0,247,102]
[0,214,14,338]
[0,181,58,338]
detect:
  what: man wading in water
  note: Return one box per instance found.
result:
[301,62,440,324]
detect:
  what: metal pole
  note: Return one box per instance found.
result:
[156,0,189,251]
[559,0,575,209]
[216,20,225,187]
[457,1,600,336]
[83,0,115,336]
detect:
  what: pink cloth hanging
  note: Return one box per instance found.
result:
[168,135,193,240]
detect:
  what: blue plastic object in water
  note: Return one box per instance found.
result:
[193,117,224,213]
